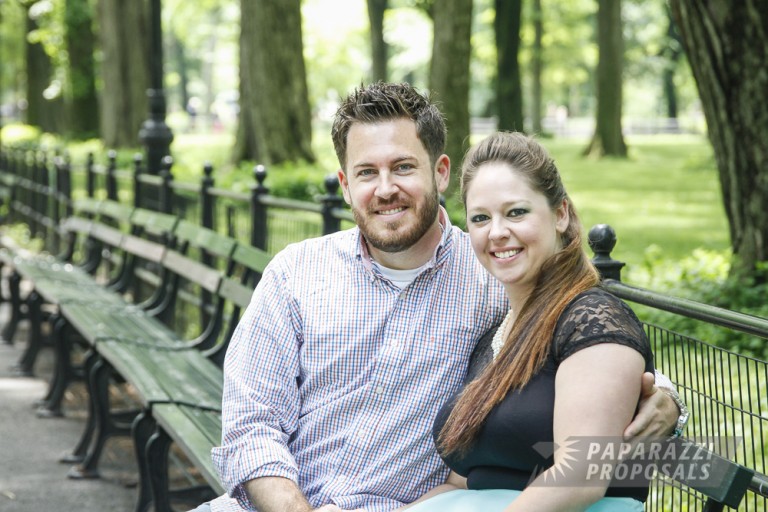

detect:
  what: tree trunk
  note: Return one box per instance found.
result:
[234,0,314,165]
[233,14,258,161]
[430,0,473,202]
[173,34,190,116]
[65,0,99,139]
[24,6,58,132]
[661,5,681,120]
[530,0,544,134]
[368,0,389,82]
[495,0,524,133]
[96,0,149,148]
[584,0,627,157]
[670,0,768,280]
[0,5,4,145]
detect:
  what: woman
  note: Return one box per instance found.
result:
[404,132,653,511]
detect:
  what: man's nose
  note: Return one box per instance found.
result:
[375,172,398,199]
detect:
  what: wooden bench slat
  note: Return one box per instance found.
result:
[97,342,172,405]
[162,250,222,293]
[130,208,178,236]
[89,222,124,248]
[120,233,167,263]
[232,243,271,270]
[175,220,237,260]
[152,403,225,494]
[217,278,254,309]
[658,439,754,508]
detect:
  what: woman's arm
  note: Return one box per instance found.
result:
[503,343,645,512]
[396,472,467,510]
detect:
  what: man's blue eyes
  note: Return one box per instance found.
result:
[357,165,414,177]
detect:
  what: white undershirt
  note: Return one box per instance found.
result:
[372,261,431,289]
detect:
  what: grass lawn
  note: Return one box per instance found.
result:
[544,134,730,273]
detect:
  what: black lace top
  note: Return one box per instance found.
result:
[433,288,654,501]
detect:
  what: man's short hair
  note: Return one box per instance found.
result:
[331,82,447,170]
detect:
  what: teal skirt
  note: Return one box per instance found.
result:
[407,489,644,512]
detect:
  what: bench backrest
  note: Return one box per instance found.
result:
[655,438,754,510]
[150,219,239,348]
[207,242,271,366]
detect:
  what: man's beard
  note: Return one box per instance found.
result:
[353,187,440,254]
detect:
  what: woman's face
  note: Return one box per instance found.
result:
[465,162,568,300]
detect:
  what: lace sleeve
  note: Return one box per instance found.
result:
[553,288,654,371]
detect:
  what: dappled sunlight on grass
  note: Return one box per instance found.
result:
[544,135,727,271]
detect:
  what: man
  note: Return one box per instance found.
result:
[196,82,682,512]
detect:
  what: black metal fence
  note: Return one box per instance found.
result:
[3,145,768,511]
[590,224,768,511]
[0,146,355,258]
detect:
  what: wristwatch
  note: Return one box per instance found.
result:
[662,388,690,438]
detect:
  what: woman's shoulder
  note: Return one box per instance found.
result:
[561,287,642,328]
[554,287,651,365]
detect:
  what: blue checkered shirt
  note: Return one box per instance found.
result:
[210,212,507,511]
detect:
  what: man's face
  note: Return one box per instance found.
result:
[338,118,449,254]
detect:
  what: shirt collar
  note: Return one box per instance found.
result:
[356,206,454,274]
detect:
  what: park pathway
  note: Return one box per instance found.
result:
[0,300,138,512]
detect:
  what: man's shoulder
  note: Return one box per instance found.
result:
[272,228,358,267]
[444,226,484,269]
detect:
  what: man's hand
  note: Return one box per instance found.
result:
[623,372,680,440]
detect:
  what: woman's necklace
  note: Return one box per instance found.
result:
[491,308,514,359]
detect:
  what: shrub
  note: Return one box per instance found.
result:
[627,248,768,358]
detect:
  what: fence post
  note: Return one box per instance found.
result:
[86,152,95,199]
[133,153,143,209]
[106,150,118,201]
[159,156,174,214]
[51,157,64,254]
[250,165,269,250]
[61,154,73,218]
[22,150,33,237]
[199,162,215,326]
[320,175,344,235]
[40,150,51,248]
[200,162,215,231]
[35,150,49,239]
[588,224,625,281]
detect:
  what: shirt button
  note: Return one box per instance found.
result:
[375,386,384,395]
[391,340,399,348]
[337,475,347,484]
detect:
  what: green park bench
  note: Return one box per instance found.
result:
[0,196,270,511]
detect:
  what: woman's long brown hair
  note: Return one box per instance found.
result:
[437,132,600,456]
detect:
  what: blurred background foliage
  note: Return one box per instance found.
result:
[1,0,766,353]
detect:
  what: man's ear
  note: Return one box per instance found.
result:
[434,154,451,194]
[337,169,352,205]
